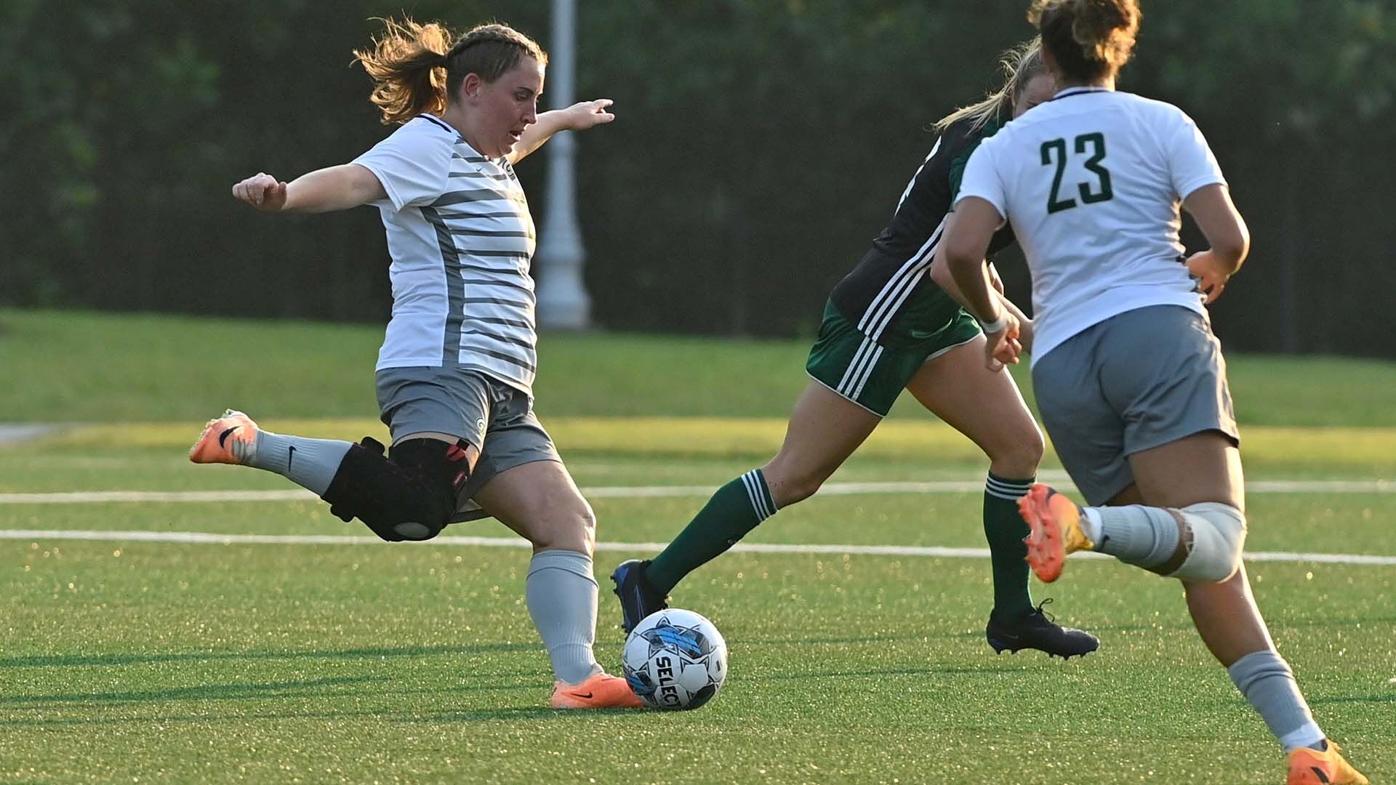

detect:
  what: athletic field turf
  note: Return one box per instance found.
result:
[2,311,1394,784]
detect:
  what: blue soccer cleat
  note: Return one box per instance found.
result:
[611,559,668,633]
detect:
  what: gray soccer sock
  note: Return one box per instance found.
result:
[526,549,604,685]
[248,431,351,496]
[1228,650,1326,751]
[1090,504,1182,569]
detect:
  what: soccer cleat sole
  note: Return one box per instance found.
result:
[987,636,1096,660]
[1027,483,1066,581]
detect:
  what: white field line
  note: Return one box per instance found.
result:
[2,529,1394,566]
[1,478,1393,505]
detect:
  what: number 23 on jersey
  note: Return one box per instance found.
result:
[1041,133,1113,214]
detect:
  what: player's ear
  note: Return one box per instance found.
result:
[460,73,484,101]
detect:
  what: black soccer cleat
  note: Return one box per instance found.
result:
[611,559,669,633]
[985,599,1100,659]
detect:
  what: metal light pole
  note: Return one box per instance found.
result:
[535,0,592,330]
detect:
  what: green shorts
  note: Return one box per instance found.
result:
[805,299,981,416]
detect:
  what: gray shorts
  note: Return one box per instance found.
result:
[1031,306,1239,506]
[375,367,561,522]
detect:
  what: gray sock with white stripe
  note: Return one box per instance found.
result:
[645,469,778,595]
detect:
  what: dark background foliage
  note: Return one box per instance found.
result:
[4,0,1393,354]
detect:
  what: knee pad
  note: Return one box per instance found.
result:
[1167,502,1247,582]
[322,437,474,542]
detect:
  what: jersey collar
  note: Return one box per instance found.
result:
[422,113,508,166]
[1051,86,1112,101]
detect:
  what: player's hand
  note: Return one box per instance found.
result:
[1186,250,1232,304]
[232,173,288,212]
[563,99,615,131]
[987,262,1006,295]
[1017,317,1035,355]
[983,311,1022,372]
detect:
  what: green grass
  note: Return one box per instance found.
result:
[4,427,1396,784]
[7,537,1393,784]
[5,308,1396,425]
[2,309,1395,784]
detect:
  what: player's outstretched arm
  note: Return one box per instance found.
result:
[231,164,387,214]
[507,99,615,165]
[1182,184,1250,304]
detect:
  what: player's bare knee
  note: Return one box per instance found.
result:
[777,474,823,506]
[1024,426,1046,466]
[576,503,597,549]
[1167,502,1247,583]
[760,459,817,507]
[528,506,595,556]
[989,444,1042,481]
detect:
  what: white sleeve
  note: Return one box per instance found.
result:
[953,138,1008,220]
[1166,110,1226,200]
[351,123,453,211]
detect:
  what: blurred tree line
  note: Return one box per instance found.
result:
[3,0,1394,355]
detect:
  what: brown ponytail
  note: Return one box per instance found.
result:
[353,18,549,125]
[1028,0,1140,83]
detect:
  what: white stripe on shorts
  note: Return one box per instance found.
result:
[849,344,885,402]
[836,337,876,395]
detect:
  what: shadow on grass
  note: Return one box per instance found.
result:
[0,706,402,728]
[734,635,958,646]
[1310,694,1396,705]
[755,664,1025,682]
[5,702,635,729]
[1,674,385,707]
[422,706,580,723]
[0,642,535,669]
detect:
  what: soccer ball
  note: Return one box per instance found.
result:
[622,609,727,710]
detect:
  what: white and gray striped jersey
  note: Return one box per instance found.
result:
[353,114,538,395]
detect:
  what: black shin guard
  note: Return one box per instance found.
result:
[321,436,474,542]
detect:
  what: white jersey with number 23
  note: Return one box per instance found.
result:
[955,87,1227,363]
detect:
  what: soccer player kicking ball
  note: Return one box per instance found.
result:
[190,17,641,710]
[615,39,1099,660]
[943,1,1368,782]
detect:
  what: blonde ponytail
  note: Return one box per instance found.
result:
[934,39,1046,134]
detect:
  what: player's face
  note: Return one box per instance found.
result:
[1012,72,1057,119]
[472,57,545,157]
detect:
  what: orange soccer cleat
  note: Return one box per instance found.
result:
[1287,742,1369,785]
[1018,483,1095,583]
[188,409,260,465]
[550,672,645,710]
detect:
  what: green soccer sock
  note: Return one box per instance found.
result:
[646,469,778,595]
[984,473,1035,619]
